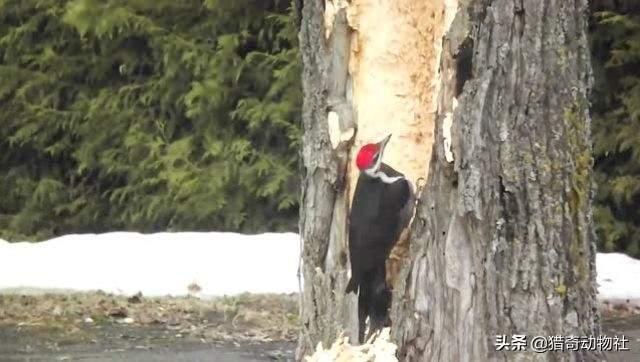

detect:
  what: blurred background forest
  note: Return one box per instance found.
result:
[0,0,638,258]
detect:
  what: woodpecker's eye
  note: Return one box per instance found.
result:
[373,154,380,164]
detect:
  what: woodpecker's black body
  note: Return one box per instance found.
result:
[346,162,414,343]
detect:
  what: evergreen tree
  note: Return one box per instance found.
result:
[591,9,640,257]
[2,0,638,260]
[0,0,301,240]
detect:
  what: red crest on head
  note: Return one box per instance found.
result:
[356,144,379,170]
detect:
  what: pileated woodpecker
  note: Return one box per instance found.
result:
[346,134,415,343]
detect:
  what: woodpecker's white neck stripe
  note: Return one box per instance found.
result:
[364,168,404,184]
[363,141,402,183]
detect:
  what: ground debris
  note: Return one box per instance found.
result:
[0,291,299,347]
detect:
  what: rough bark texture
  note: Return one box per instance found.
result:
[296,1,358,359]
[296,0,447,358]
[391,0,602,361]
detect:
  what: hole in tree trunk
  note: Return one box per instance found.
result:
[455,37,474,96]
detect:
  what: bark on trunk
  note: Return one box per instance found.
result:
[296,0,358,358]
[391,0,603,361]
[296,0,446,358]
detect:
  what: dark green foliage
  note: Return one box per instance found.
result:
[0,0,301,240]
[591,10,640,257]
[2,1,638,261]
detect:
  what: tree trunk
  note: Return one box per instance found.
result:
[297,0,601,360]
[296,0,358,358]
[391,0,602,361]
[296,0,448,358]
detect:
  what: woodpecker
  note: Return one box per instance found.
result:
[346,134,415,343]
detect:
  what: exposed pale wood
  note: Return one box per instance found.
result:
[297,1,448,357]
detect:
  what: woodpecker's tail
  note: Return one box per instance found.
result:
[367,285,391,340]
[354,266,391,344]
[357,280,370,344]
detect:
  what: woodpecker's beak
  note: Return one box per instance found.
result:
[379,134,392,153]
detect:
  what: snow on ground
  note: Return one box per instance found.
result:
[0,232,639,302]
[596,252,640,300]
[0,232,300,297]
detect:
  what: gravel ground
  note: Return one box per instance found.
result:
[602,314,640,361]
[0,323,295,361]
[0,292,297,361]
[0,292,638,361]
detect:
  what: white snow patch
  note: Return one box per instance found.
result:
[0,233,638,304]
[0,232,300,298]
[596,252,640,300]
